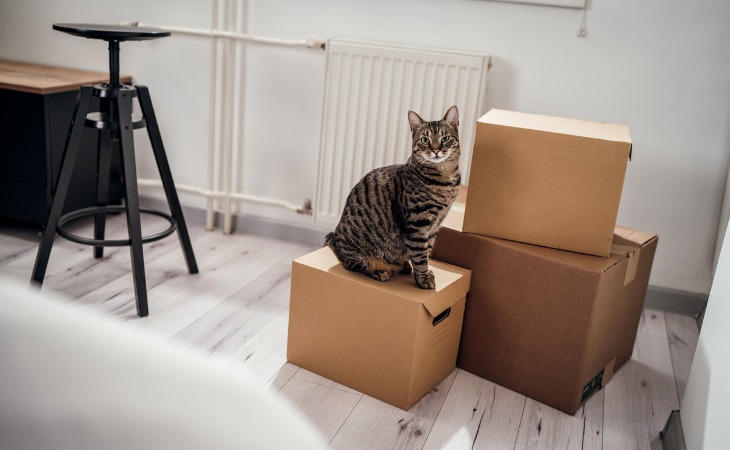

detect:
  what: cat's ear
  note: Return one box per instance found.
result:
[443,105,459,130]
[408,111,424,134]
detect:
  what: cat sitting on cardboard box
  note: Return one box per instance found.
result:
[325,106,461,289]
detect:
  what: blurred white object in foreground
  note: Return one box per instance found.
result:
[0,277,325,450]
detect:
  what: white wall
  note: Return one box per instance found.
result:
[1,0,729,295]
[682,219,730,449]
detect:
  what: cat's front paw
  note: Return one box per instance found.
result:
[414,270,435,289]
[370,270,391,282]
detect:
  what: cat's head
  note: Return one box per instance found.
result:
[408,106,460,165]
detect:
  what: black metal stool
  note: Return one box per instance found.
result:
[31,23,198,317]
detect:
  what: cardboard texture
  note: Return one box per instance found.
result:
[287,247,471,410]
[432,210,657,414]
[464,109,632,257]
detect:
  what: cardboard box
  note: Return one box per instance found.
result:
[464,109,632,257]
[432,210,657,414]
[287,247,471,410]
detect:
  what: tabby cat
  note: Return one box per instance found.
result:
[325,106,461,289]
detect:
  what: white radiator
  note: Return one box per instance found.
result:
[313,38,491,227]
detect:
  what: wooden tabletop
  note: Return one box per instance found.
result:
[0,60,132,95]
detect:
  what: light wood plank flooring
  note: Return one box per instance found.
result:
[0,215,699,449]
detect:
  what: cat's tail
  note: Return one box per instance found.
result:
[324,232,336,250]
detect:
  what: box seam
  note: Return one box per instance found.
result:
[572,275,607,410]
[406,311,426,408]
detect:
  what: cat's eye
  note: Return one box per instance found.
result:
[441,136,450,143]
[420,137,430,145]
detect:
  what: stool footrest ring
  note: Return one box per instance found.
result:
[57,206,177,247]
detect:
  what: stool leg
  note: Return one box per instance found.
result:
[136,85,199,274]
[94,127,113,258]
[31,86,94,286]
[117,91,148,317]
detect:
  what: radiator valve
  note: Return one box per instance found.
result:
[297,199,313,215]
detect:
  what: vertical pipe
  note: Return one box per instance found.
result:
[222,0,236,234]
[238,0,250,214]
[228,0,245,234]
[206,0,220,231]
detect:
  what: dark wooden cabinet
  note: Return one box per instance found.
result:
[0,60,129,225]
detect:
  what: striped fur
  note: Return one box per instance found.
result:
[325,106,461,289]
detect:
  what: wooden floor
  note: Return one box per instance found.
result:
[0,214,700,449]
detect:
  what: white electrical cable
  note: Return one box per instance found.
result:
[118,21,325,49]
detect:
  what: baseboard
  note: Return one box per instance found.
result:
[644,286,709,319]
[142,197,710,319]
[660,410,687,450]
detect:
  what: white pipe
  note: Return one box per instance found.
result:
[222,1,236,234]
[137,178,303,212]
[120,5,318,233]
[227,0,247,234]
[118,21,325,50]
[205,0,219,231]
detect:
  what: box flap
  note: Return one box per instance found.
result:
[614,225,656,246]
[294,247,471,317]
[479,109,632,144]
[609,230,657,285]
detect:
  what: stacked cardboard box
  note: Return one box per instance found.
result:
[432,109,658,414]
[464,109,633,257]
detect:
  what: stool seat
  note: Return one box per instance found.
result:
[52,23,171,41]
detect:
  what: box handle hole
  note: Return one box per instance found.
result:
[432,307,451,326]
